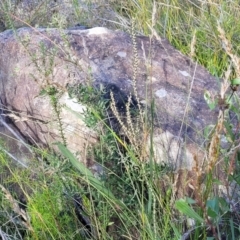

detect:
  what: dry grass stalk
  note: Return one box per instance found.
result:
[109,19,148,160]
[190,29,197,59]
[131,19,144,126]
[173,28,235,197]
[126,94,135,140]
[110,92,134,143]
[110,91,142,155]
[151,1,157,29]
[206,22,240,173]
[217,22,240,77]
[207,114,222,172]
[0,183,33,231]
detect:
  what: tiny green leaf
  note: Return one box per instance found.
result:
[224,121,234,142]
[207,207,218,218]
[206,198,219,219]
[231,78,240,85]
[185,197,196,204]
[39,89,48,96]
[204,91,216,110]
[207,198,219,212]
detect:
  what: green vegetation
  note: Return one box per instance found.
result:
[0,0,240,239]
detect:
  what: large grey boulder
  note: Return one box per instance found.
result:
[0,27,219,169]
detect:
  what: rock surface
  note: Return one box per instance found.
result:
[0,27,219,169]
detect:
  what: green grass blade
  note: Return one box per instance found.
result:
[57,142,124,208]
[175,199,204,223]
